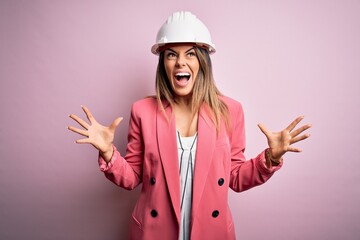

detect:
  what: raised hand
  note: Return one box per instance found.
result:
[257,116,311,162]
[68,106,123,161]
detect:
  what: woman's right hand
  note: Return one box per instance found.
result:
[68,106,123,162]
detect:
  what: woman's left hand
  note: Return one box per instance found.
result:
[257,116,311,161]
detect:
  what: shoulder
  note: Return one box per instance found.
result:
[219,95,245,127]
[219,95,244,113]
[219,96,245,135]
[132,96,157,109]
[130,97,158,116]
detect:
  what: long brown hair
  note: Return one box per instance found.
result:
[155,46,229,131]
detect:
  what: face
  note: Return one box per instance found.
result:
[163,44,200,100]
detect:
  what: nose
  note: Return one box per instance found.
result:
[175,54,186,67]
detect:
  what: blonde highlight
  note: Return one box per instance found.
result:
[155,47,230,132]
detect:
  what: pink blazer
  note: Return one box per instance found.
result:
[99,96,281,240]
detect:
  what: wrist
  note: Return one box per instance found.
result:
[101,145,114,163]
[265,148,282,167]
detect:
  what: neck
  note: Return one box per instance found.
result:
[174,96,192,110]
[173,97,198,138]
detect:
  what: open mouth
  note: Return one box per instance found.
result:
[175,72,191,81]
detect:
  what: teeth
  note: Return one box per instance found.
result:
[175,73,190,77]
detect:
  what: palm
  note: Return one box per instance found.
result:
[258,116,311,160]
[86,119,115,152]
[68,106,122,154]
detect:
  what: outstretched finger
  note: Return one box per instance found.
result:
[110,117,123,131]
[68,126,89,137]
[69,114,89,129]
[290,124,312,138]
[257,123,271,138]
[290,133,311,145]
[286,116,304,132]
[82,105,96,123]
[287,146,302,153]
[75,138,92,144]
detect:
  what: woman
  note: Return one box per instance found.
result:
[68,11,311,240]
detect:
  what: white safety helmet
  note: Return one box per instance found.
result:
[151,11,216,55]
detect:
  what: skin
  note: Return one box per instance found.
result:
[68,43,312,165]
[68,106,122,161]
[163,44,200,137]
[163,44,199,102]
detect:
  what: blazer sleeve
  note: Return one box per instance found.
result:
[228,102,282,193]
[98,103,143,190]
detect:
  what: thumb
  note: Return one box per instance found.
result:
[257,123,270,137]
[110,117,123,131]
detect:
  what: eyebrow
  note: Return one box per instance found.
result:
[166,47,195,54]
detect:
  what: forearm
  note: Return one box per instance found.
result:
[265,148,283,169]
[230,150,282,192]
[100,145,114,163]
[99,146,142,190]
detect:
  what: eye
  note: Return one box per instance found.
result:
[187,51,196,57]
[166,52,177,59]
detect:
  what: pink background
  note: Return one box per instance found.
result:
[1,0,359,239]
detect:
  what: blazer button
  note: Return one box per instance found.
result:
[218,178,224,186]
[212,210,219,218]
[150,177,156,185]
[151,209,158,218]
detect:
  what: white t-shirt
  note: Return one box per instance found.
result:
[176,131,198,240]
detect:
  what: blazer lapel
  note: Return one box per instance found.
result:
[156,102,181,224]
[192,104,216,218]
